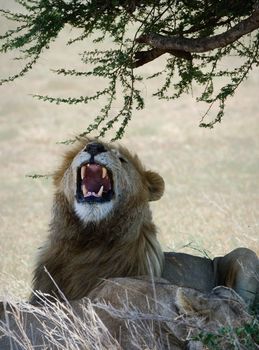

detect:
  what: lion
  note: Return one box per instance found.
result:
[30,139,259,308]
[30,138,165,303]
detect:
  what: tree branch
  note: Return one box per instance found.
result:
[133,48,192,68]
[136,4,259,53]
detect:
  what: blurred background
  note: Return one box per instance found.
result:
[0,1,258,298]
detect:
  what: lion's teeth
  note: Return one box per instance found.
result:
[97,185,104,197]
[81,166,86,179]
[82,184,88,197]
[102,167,107,179]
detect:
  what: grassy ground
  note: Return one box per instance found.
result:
[0,1,258,299]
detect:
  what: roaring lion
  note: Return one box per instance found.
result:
[30,139,259,308]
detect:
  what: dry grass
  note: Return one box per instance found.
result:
[0,0,259,299]
[0,296,121,350]
[0,295,189,350]
[0,280,258,350]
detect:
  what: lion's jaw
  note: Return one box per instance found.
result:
[62,143,145,224]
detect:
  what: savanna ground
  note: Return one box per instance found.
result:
[0,1,258,300]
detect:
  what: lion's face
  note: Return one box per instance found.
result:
[55,139,165,224]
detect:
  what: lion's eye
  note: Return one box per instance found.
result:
[119,157,127,164]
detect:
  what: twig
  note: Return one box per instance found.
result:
[134,48,192,67]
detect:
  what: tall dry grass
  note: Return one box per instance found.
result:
[0,296,120,349]
[0,280,258,350]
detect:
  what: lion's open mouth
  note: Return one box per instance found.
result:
[76,163,114,203]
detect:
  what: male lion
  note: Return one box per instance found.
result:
[30,139,259,308]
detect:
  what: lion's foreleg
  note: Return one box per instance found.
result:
[214,248,259,308]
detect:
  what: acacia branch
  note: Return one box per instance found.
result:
[136,4,259,54]
[134,48,192,68]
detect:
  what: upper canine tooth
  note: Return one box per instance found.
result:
[81,166,86,179]
[97,185,104,197]
[102,167,107,179]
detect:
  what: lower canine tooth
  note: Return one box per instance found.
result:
[97,185,104,197]
[82,184,88,197]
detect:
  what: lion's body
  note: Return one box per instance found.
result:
[163,249,259,307]
[31,139,259,308]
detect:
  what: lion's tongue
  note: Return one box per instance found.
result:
[82,164,111,193]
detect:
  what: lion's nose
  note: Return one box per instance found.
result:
[84,142,107,156]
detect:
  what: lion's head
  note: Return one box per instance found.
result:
[53,138,165,224]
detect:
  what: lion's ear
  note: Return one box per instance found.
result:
[145,170,165,201]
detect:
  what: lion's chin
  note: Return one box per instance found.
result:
[74,200,114,224]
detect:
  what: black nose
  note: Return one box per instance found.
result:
[84,142,107,156]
